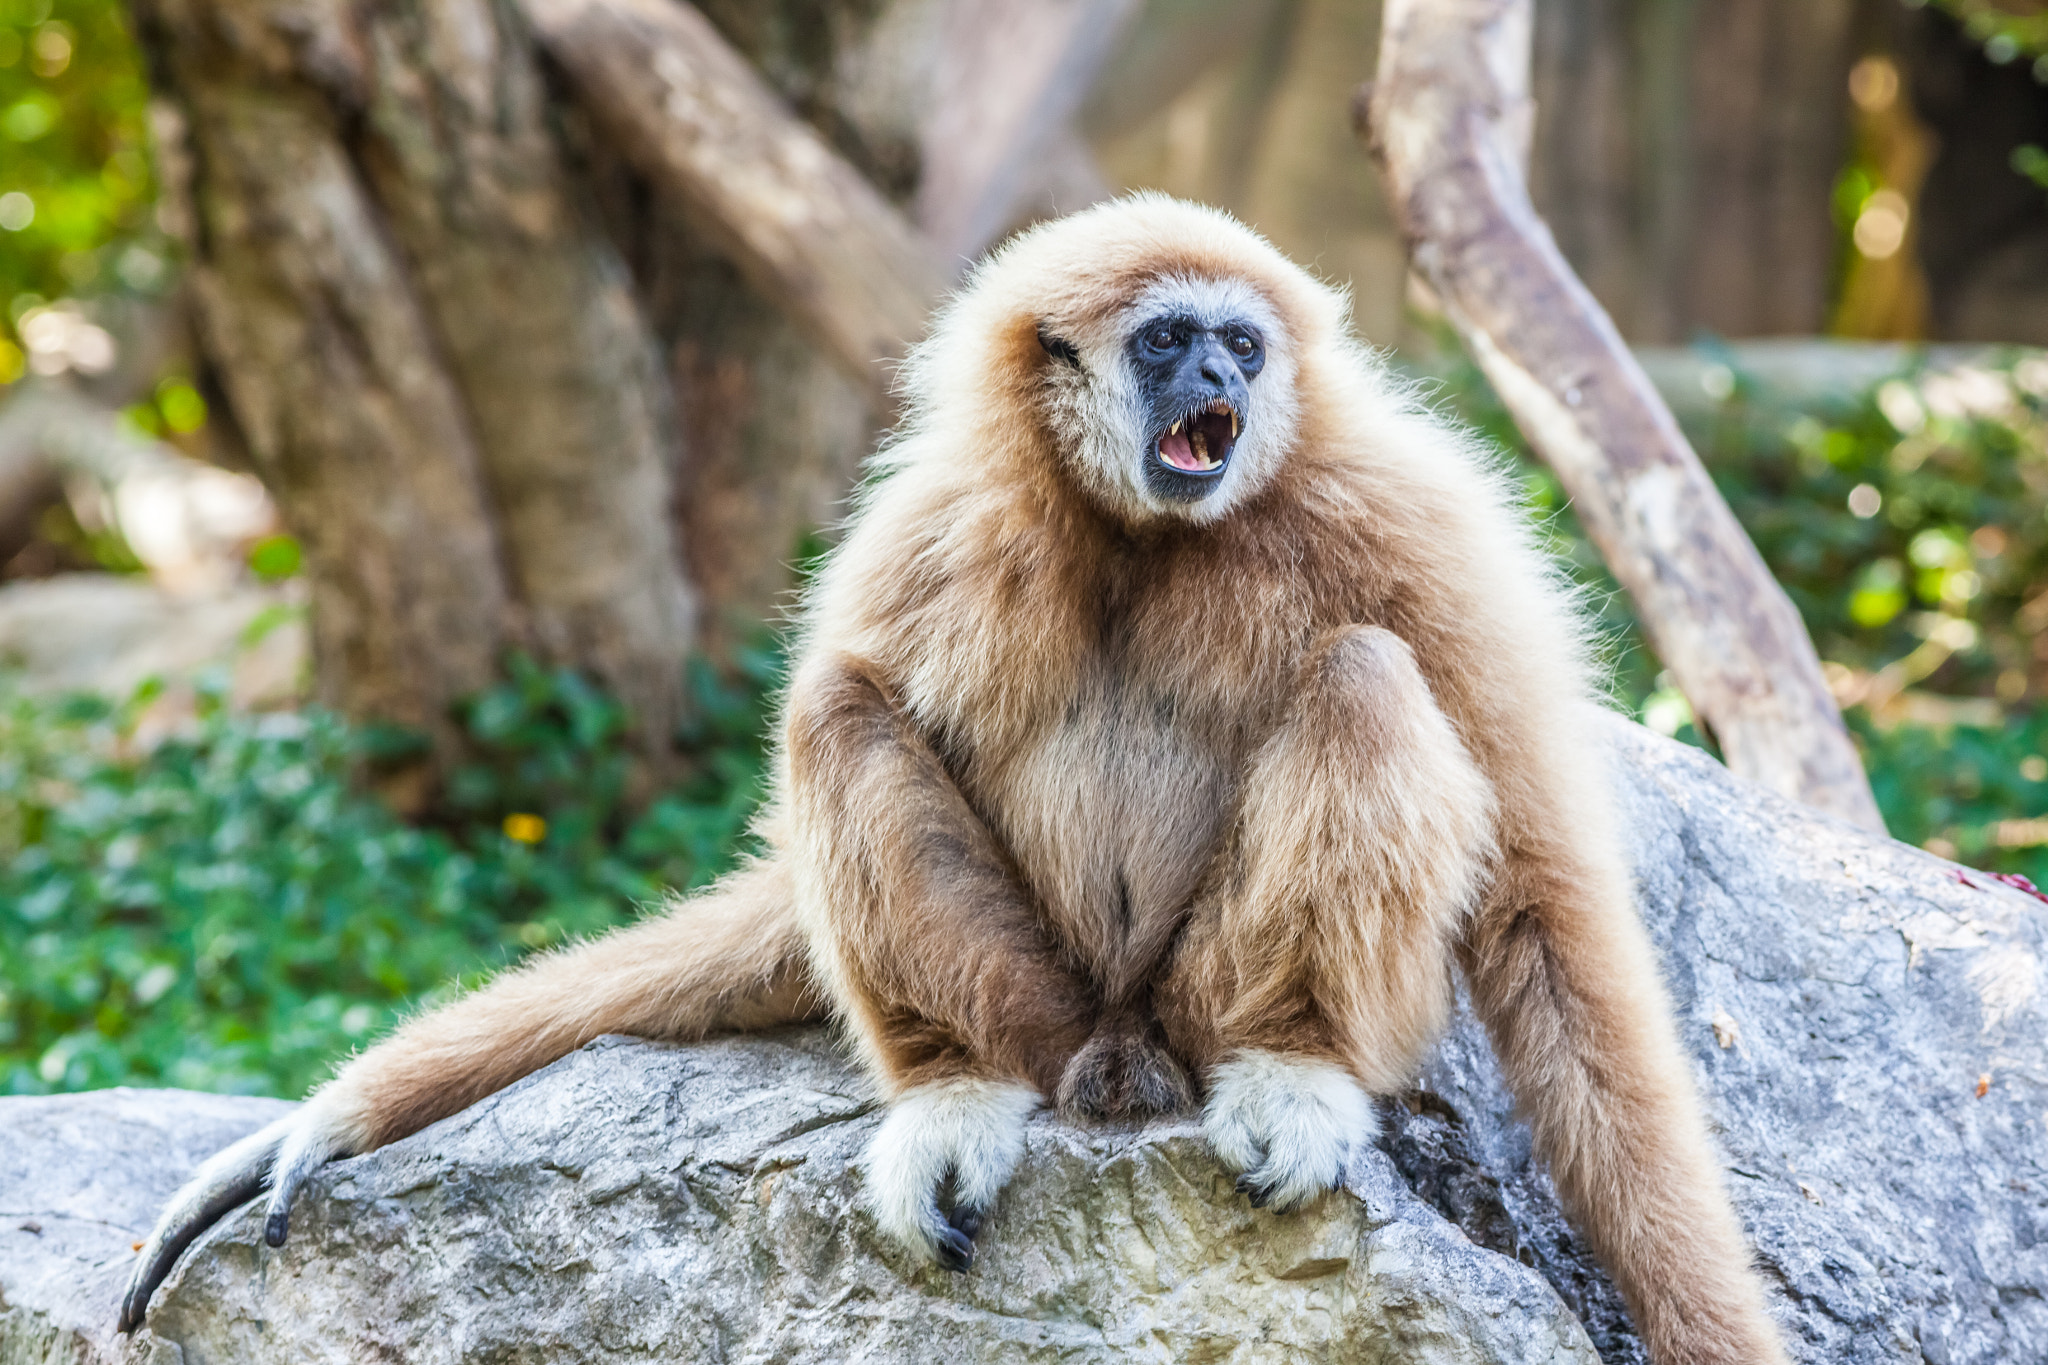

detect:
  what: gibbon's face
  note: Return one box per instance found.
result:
[1128,307,1263,503]
[1042,273,1295,524]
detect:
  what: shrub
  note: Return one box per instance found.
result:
[0,650,777,1097]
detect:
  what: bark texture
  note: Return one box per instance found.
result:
[136,0,695,763]
[524,0,942,401]
[913,0,1132,268]
[1364,0,1885,833]
[135,42,515,758]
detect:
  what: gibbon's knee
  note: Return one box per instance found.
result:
[1160,624,1494,1082]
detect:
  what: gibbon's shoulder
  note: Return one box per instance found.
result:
[801,453,1099,658]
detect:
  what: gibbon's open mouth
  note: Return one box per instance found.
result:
[1156,399,1239,476]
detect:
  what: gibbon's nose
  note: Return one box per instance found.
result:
[1197,341,1235,389]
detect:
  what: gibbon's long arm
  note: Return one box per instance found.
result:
[120,859,816,1332]
[784,652,1094,1096]
[783,651,1096,1269]
[1462,839,1789,1365]
[1157,625,1494,1210]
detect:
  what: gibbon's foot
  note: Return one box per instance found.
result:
[1055,1018,1194,1120]
[1202,1050,1375,1214]
[120,1090,359,1332]
[863,1077,1038,1273]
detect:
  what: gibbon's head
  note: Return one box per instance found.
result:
[897,194,1350,524]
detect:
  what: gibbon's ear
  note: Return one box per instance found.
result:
[1037,327,1081,369]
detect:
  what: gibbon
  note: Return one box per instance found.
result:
[123,195,1786,1365]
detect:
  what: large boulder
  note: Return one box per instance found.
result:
[1,720,2043,1363]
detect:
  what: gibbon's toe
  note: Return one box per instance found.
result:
[1202,1050,1375,1214]
[121,1088,365,1331]
[119,1113,297,1331]
[862,1077,1039,1270]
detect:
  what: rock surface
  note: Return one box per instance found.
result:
[1,720,2044,1363]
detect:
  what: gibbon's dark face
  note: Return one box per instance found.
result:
[1128,314,1267,503]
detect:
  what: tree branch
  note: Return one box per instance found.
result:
[915,0,1135,268]
[520,0,945,400]
[1361,0,1885,831]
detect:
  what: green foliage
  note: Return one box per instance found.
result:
[0,0,166,360]
[1427,345,2048,881]
[1926,0,2048,69]
[0,651,780,1098]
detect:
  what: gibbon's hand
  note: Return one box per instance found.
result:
[1202,1050,1375,1213]
[120,1090,357,1332]
[861,1078,1040,1272]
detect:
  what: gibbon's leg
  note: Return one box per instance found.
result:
[784,653,1095,1270]
[1157,625,1494,1212]
[1463,840,1788,1365]
[120,858,815,1332]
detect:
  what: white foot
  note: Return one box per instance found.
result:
[1202,1050,1375,1213]
[863,1077,1039,1271]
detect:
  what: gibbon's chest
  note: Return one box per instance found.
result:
[939,567,1309,986]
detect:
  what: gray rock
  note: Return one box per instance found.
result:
[1,721,2042,1363]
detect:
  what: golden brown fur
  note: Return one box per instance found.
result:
[125,195,1784,1365]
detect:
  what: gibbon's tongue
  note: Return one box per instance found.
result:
[1158,410,1231,472]
[1159,427,1202,470]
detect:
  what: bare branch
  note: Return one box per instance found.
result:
[521,0,945,399]
[916,0,1135,269]
[1362,0,1884,831]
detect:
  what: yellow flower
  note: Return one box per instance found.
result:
[502,813,547,844]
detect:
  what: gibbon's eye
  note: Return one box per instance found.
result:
[1228,331,1257,361]
[1145,323,1180,352]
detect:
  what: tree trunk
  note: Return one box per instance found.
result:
[137,0,695,768]
[136,64,518,763]
[135,0,1030,767]
[1527,0,1857,343]
[1366,0,1886,833]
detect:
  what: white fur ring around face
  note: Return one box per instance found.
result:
[1202,1050,1376,1213]
[863,1077,1040,1273]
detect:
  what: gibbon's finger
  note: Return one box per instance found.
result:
[261,1091,359,1247]
[120,1114,293,1332]
[1202,1050,1374,1215]
[862,1077,1038,1271]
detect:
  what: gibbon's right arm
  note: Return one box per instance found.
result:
[120,858,816,1332]
[782,650,1096,1269]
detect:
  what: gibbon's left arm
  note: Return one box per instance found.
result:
[1354,401,1788,1365]
[782,649,1096,1269]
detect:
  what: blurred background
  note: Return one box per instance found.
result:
[1,0,2046,1097]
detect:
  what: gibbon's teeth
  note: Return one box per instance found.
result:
[1190,430,1210,466]
[1169,420,1183,435]
[1230,412,1238,438]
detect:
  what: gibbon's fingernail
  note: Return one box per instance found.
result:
[934,1225,975,1273]
[264,1209,289,1248]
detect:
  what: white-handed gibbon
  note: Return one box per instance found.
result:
[123,195,1786,1365]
